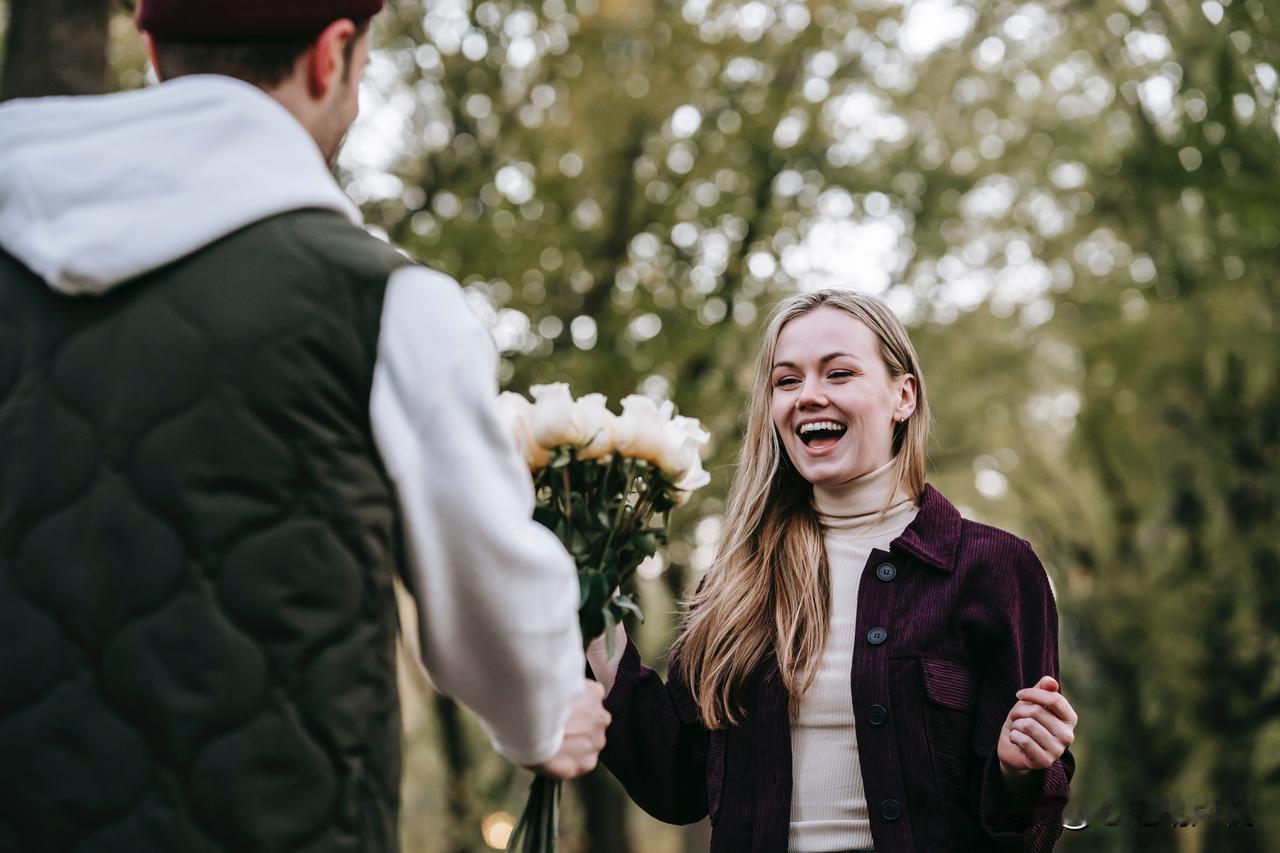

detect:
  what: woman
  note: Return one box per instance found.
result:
[587,289,1077,853]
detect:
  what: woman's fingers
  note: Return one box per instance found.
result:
[1015,685,1079,726]
[1009,716,1065,759]
[997,728,1034,771]
[1007,726,1057,767]
[1001,678,1078,773]
[1007,700,1076,746]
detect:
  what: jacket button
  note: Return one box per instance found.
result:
[868,704,887,725]
[881,798,902,821]
[866,627,887,645]
[875,562,897,581]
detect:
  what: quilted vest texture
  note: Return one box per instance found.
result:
[0,210,413,853]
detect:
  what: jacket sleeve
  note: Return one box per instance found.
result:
[369,265,585,767]
[598,636,712,825]
[962,535,1074,852]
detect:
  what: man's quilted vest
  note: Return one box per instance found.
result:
[0,210,412,852]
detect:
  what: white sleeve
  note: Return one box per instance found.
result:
[370,265,585,766]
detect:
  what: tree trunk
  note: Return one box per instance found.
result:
[575,767,632,853]
[433,694,476,853]
[1200,740,1262,853]
[1,0,113,101]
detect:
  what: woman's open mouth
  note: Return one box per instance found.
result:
[796,420,847,452]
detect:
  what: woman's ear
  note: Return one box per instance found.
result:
[894,375,918,423]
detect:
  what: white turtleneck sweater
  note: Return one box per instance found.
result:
[789,459,918,853]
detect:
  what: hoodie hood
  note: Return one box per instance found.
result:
[0,75,360,296]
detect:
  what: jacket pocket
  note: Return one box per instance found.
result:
[920,657,978,713]
[919,658,981,848]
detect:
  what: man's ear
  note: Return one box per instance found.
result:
[305,18,357,98]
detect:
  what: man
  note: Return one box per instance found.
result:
[0,2,607,850]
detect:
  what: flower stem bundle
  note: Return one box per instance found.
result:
[496,384,710,852]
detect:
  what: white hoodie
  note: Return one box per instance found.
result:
[0,75,585,766]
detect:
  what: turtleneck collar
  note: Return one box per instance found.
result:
[812,458,917,535]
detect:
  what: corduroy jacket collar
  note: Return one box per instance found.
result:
[892,483,963,573]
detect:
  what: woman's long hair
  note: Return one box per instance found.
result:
[671,289,931,729]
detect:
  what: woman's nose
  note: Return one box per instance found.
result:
[797,377,828,408]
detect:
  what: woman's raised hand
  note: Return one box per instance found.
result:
[997,675,1077,778]
[584,621,629,694]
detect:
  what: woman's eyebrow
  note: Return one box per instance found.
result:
[771,352,855,370]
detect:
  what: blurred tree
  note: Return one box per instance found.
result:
[67,0,1280,848]
[0,0,113,100]
[335,0,1274,845]
[343,0,1279,848]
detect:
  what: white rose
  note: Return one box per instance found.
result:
[496,391,550,470]
[656,416,710,480]
[530,382,585,449]
[671,456,711,505]
[573,393,617,460]
[612,395,673,462]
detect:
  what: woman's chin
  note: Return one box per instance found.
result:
[795,458,860,488]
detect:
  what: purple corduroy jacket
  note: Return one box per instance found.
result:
[600,485,1075,853]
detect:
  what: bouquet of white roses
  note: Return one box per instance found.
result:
[495,383,710,852]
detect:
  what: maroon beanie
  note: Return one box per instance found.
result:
[137,0,385,39]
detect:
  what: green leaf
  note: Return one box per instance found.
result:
[650,491,676,514]
[533,505,560,532]
[633,531,659,558]
[579,571,608,615]
[579,606,605,644]
[602,607,617,656]
[569,529,592,560]
[612,592,645,624]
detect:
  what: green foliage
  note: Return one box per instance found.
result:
[530,451,670,644]
[343,0,1280,848]
[87,0,1280,848]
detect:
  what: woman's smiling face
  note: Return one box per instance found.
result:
[769,306,917,488]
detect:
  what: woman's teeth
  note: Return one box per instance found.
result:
[798,422,848,446]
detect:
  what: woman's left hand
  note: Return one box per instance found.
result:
[997,675,1077,776]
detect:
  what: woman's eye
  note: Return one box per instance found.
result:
[775,377,800,388]
[828,371,853,379]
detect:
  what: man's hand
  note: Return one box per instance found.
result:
[998,675,1077,783]
[529,680,611,780]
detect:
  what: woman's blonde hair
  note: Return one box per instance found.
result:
[671,289,930,729]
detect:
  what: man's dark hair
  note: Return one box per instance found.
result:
[151,17,371,87]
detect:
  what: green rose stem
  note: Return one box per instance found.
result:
[510,454,671,853]
[593,456,633,577]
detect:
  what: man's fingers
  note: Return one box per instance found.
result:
[534,679,613,780]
